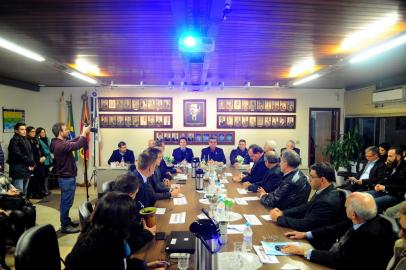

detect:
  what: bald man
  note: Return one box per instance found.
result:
[281,192,394,270]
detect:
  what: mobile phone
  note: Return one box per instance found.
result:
[155,232,166,240]
[275,245,285,251]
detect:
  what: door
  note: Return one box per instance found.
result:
[309,108,340,166]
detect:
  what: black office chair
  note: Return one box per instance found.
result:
[379,214,400,241]
[15,224,62,270]
[78,201,94,229]
[98,179,116,198]
[336,188,351,200]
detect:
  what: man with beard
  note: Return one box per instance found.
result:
[366,146,406,213]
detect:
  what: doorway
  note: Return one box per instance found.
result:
[309,108,340,166]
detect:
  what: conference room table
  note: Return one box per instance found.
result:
[135,167,331,270]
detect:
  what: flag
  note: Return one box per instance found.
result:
[58,91,65,123]
[79,92,90,160]
[66,95,78,161]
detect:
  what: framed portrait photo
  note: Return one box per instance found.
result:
[183,99,206,127]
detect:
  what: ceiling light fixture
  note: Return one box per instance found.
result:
[292,73,320,86]
[340,12,399,51]
[349,33,406,63]
[288,58,316,78]
[69,71,98,84]
[0,36,45,62]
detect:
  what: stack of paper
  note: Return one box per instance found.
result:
[226,224,246,234]
[260,215,272,221]
[253,245,279,264]
[237,188,248,195]
[156,208,166,215]
[261,241,299,256]
[243,214,262,225]
[173,197,187,205]
[224,172,233,177]
[234,198,248,205]
[173,174,187,180]
[243,196,260,201]
[169,212,186,224]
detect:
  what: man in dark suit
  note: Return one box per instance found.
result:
[282,192,394,270]
[230,139,250,165]
[366,146,406,212]
[342,146,386,192]
[107,141,135,165]
[233,144,267,184]
[130,150,158,208]
[172,137,194,164]
[258,150,310,210]
[271,162,345,231]
[201,136,226,164]
[245,151,282,192]
[280,139,300,155]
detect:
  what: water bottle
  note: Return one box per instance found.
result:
[216,197,225,221]
[242,222,253,252]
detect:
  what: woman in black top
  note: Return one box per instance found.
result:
[65,192,168,270]
[26,126,46,199]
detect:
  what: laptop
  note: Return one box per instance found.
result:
[165,231,196,254]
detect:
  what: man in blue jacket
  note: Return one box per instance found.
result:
[230,139,250,166]
[201,137,226,164]
[108,141,135,165]
[172,137,194,164]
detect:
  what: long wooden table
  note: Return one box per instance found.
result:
[136,168,331,270]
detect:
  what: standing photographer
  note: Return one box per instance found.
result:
[50,122,90,234]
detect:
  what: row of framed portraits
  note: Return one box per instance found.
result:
[99,97,172,112]
[217,114,296,129]
[100,114,173,128]
[217,98,296,113]
[154,131,235,145]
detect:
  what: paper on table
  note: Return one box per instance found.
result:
[237,188,248,195]
[226,224,245,234]
[220,179,229,184]
[280,263,301,270]
[224,173,233,177]
[197,213,208,219]
[235,198,248,205]
[261,241,300,256]
[261,215,272,221]
[156,208,166,215]
[243,214,262,225]
[253,245,279,264]
[243,196,260,201]
[173,174,187,180]
[173,197,187,205]
[169,212,186,224]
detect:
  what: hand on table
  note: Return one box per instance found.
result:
[281,243,312,256]
[270,208,283,221]
[163,178,170,187]
[257,187,267,198]
[146,260,170,269]
[242,182,251,189]
[284,231,306,240]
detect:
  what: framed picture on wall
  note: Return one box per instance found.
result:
[100,114,173,128]
[217,114,296,129]
[155,130,235,145]
[183,99,206,127]
[2,108,25,133]
[98,97,173,112]
[216,98,296,113]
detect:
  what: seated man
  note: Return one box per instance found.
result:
[366,146,406,212]
[130,150,158,208]
[244,151,282,192]
[233,144,267,184]
[172,137,194,164]
[107,141,135,165]
[112,173,155,252]
[386,203,406,270]
[148,147,180,200]
[201,136,226,164]
[342,146,386,192]
[230,139,250,166]
[282,192,394,270]
[155,140,179,178]
[259,150,310,210]
[280,139,300,155]
[270,162,345,231]
[384,193,406,219]
[263,140,278,153]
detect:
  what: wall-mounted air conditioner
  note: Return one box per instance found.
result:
[372,86,405,104]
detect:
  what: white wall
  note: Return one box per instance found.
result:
[0,84,344,179]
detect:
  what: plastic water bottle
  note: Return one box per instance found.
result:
[242,222,253,252]
[216,197,225,221]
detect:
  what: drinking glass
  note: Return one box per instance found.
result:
[233,242,245,268]
[178,256,189,270]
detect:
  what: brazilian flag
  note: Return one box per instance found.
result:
[66,99,78,161]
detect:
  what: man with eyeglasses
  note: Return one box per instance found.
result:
[270,162,345,231]
[281,192,394,270]
[342,146,386,192]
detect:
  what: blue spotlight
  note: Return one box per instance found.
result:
[183,36,197,48]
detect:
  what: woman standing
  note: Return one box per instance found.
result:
[36,127,52,195]
[26,126,46,199]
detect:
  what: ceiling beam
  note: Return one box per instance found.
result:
[0,76,40,91]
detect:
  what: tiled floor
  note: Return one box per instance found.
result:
[5,185,98,270]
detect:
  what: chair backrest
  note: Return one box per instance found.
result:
[78,201,93,229]
[336,188,351,200]
[15,224,61,270]
[380,214,400,241]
